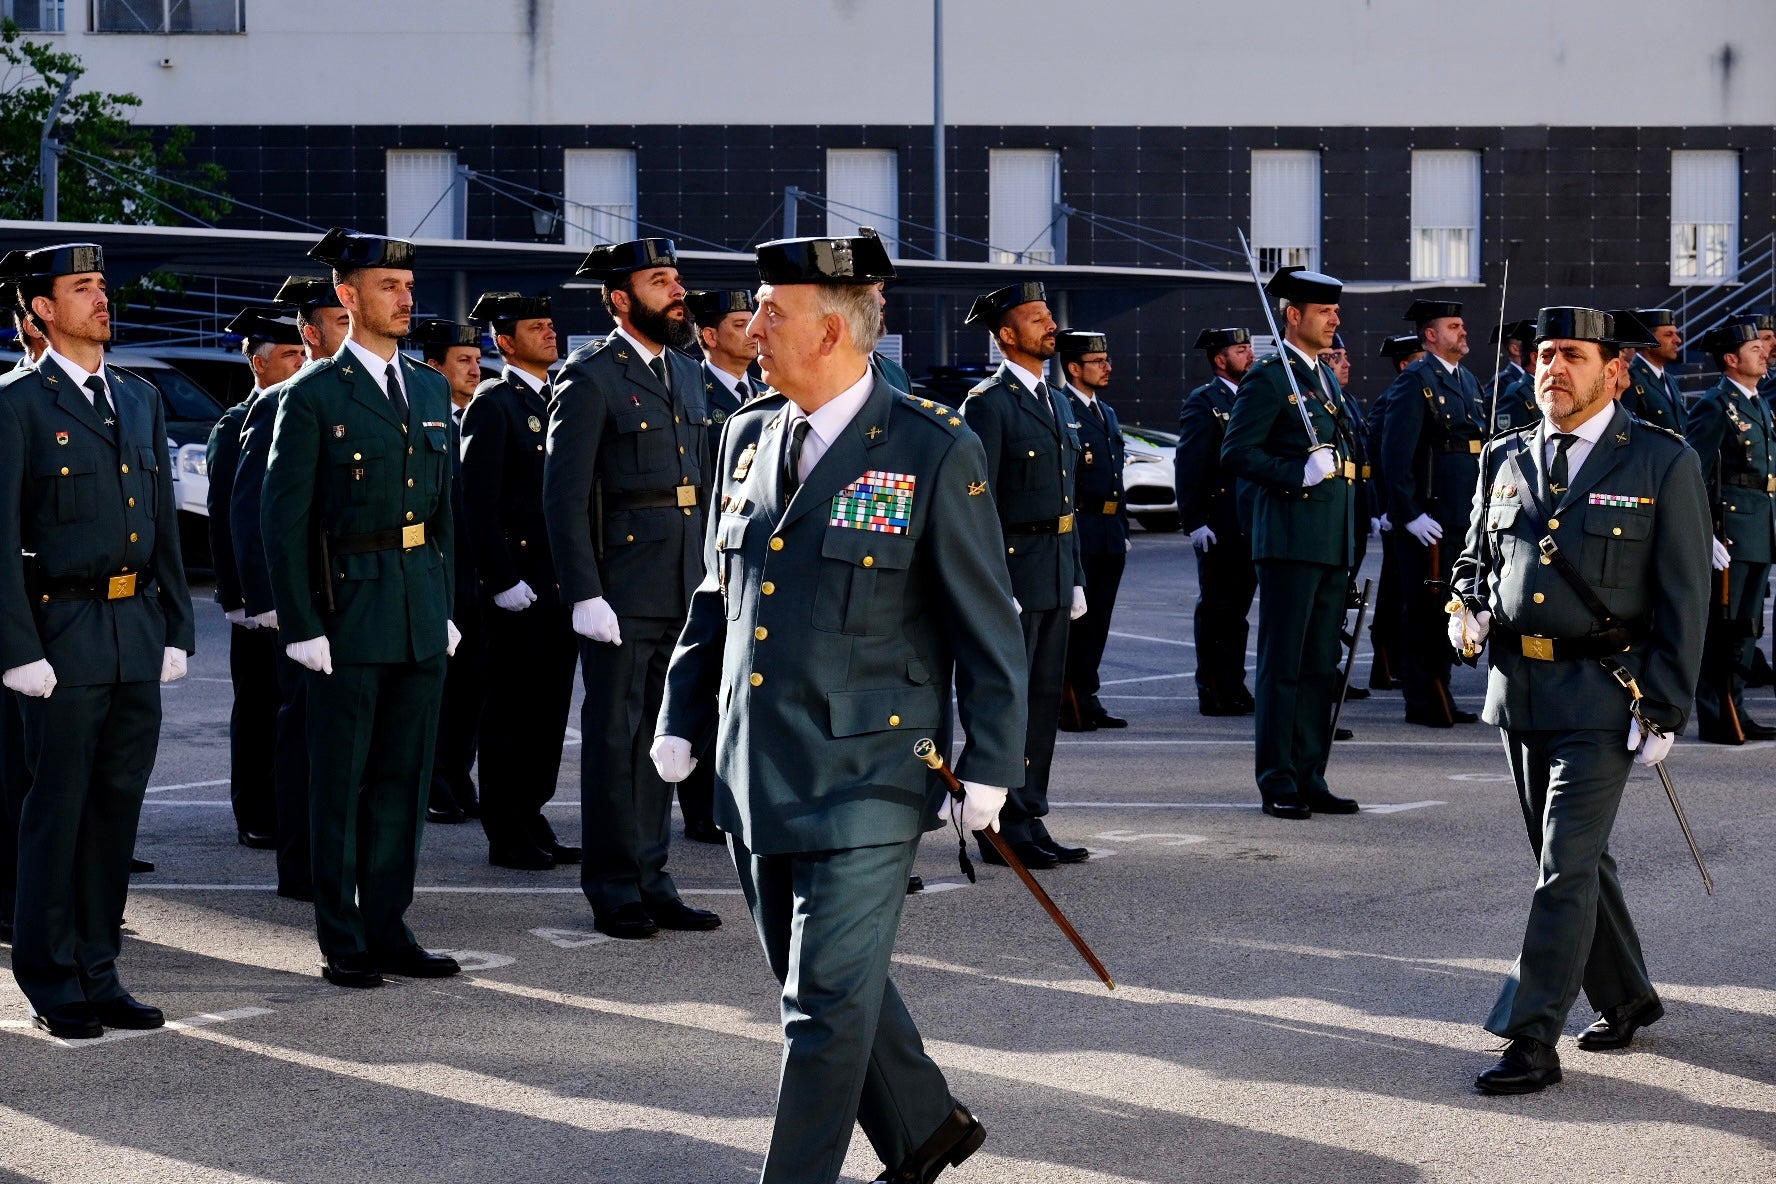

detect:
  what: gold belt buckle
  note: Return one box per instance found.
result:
[1057,513,1075,535]
[1767,475,1775,494]
[402,523,426,549]
[106,573,137,600]
[1341,461,1357,480]
[1521,635,1555,661]
[1360,464,1372,479]
[1469,440,1483,455]
[676,485,699,508]
[1102,500,1119,515]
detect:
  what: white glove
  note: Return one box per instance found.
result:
[1628,717,1674,766]
[286,636,333,675]
[1012,597,1023,615]
[1369,517,1383,537]
[1189,525,1217,552]
[649,735,696,784]
[937,781,1009,833]
[251,609,279,631]
[493,581,537,612]
[1378,513,1392,532]
[1070,586,1088,621]
[225,607,249,627]
[1301,448,1338,488]
[1125,538,1133,553]
[445,619,461,657]
[3,658,56,698]
[1405,513,1445,545]
[572,596,622,645]
[1712,536,1731,571]
[1445,607,1491,654]
[160,647,187,683]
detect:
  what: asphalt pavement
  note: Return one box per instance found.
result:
[2,530,1772,1183]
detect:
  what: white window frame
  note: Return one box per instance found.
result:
[91,0,243,33]
[1670,150,1739,285]
[825,149,900,258]
[5,1,65,31]
[1250,150,1320,273]
[385,149,461,241]
[1411,150,1481,283]
[564,149,639,250]
[989,149,1061,265]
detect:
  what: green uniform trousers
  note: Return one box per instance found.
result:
[304,655,446,958]
[732,835,954,1184]
[1253,559,1345,803]
[1486,728,1653,1047]
[1695,560,1771,736]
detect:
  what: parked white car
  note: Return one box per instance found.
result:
[1121,426,1179,532]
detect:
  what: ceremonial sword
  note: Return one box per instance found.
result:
[1330,577,1373,740]
[914,738,1115,991]
[1236,229,1329,453]
[1602,662,1714,894]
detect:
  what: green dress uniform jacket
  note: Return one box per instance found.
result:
[873,349,912,396]
[462,370,559,605]
[1177,376,1260,704]
[1379,355,1489,537]
[1687,376,1775,566]
[660,373,1028,856]
[1492,373,1542,433]
[206,395,254,612]
[1624,355,1688,438]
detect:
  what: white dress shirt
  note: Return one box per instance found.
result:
[785,366,873,483]
[343,337,406,404]
[1542,398,1614,487]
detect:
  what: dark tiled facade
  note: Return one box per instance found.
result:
[169,123,1775,429]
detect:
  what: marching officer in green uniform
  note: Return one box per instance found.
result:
[1365,334,1426,691]
[1380,298,1489,727]
[461,292,580,865]
[1622,308,1687,436]
[654,229,1027,1184]
[870,265,914,394]
[260,230,463,988]
[1220,266,1360,819]
[1176,327,1259,715]
[961,281,1089,868]
[1058,329,1130,730]
[209,306,305,850]
[1451,307,1710,1094]
[542,238,720,939]
[1736,311,1776,688]
[0,243,196,1037]
[1686,319,1775,743]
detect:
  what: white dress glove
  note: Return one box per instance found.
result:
[1301,449,1338,488]
[1070,586,1088,621]
[1369,517,1383,538]
[1378,513,1392,532]
[3,659,56,698]
[1445,607,1491,654]
[493,581,537,612]
[1012,597,1023,616]
[649,735,697,784]
[937,781,1008,833]
[1125,537,1133,554]
[251,609,279,631]
[225,607,249,627]
[1712,536,1731,571]
[160,647,187,684]
[1405,513,1445,545]
[572,596,622,645]
[445,619,461,657]
[286,636,333,675]
[1628,717,1674,766]
[1189,525,1217,552]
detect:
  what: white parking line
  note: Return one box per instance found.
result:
[129,884,746,895]
[1053,801,1445,813]
[0,1006,272,1048]
[145,778,230,794]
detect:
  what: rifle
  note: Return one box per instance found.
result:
[1330,577,1373,740]
[1708,452,1746,741]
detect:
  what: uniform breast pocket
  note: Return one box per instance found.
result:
[422,427,449,497]
[812,529,915,636]
[615,408,673,475]
[1484,501,1521,554]
[1584,510,1652,588]
[135,444,161,519]
[716,513,748,620]
[1008,435,1053,490]
[326,438,387,507]
[32,451,98,525]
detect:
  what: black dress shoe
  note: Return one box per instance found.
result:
[1229,689,1256,714]
[33,1003,103,1040]
[1404,708,1455,728]
[594,902,660,940]
[427,803,468,824]
[237,829,277,850]
[1261,796,1312,820]
[1198,697,1243,717]
[1696,726,1745,745]
[906,875,924,894]
[1086,708,1128,728]
[130,857,154,874]
[1577,994,1664,1051]
[1476,1036,1561,1094]
[1452,709,1480,724]
[1035,837,1090,863]
[1342,684,1371,701]
[321,955,383,989]
[1304,791,1360,815]
[94,995,164,1030]
[1056,713,1097,733]
[1368,674,1402,691]
[647,897,722,931]
[489,844,556,871]
[1740,718,1776,741]
[875,1103,986,1183]
[378,947,461,978]
[685,819,726,844]
[277,882,315,903]
[547,843,582,865]
[975,836,1059,869]
[1334,726,1355,741]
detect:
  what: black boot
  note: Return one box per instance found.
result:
[876,1104,986,1183]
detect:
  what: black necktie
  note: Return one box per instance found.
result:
[649,356,669,392]
[1549,433,1576,501]
[384,364,409,421]
[84,375,115,434]
[540,380,552,402]
[452,406,464,427]
[784,418,810,503]
[735,377,751,402]
[1035,381,1062,433]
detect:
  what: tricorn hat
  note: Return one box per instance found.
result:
[405,318,482,350]
[964,281,1048,327]
[470,291,553,324]
[1405,298,1463,326]
[1264,266,1342,305]
[225,305,304,346]
[1379,334,1424,361]
[6,242,104,278]
[1699,320,1760,360]
[1056,329,1108,357]
[1194,327,1251,353]
[273,275,343,310]
[684,289,759,324]
[574,237,677,281]
[1533,306,1615,345]
[754,227,895,286]
[1605,310,1659,349]
[308,228,415,271]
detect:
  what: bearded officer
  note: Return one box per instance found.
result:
[1620,309,1687,436]
[960,282,1088,868]
[1057,329,1129,731]
[1176,327,1258,716]
[1219,266,1360,819]
[542,238,719,939]
[655,229,1025,1184]
[1451,307,1709,1094]
[0,243,196,1037]
[260,229,462,988]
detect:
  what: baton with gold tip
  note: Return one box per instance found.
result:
[914,738,1115,991]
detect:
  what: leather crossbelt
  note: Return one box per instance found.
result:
[1500,534,1645,661]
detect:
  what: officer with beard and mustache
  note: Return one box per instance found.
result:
[542,238,720,941]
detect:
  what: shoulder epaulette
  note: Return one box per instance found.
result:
[966,377,997,397]
[738,387,784,413]
[900,389,965,429]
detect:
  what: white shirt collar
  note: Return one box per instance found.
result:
[343,337,405,397]
[1728,376,1759,400]
[1283,341,1321,372]
[1639,357,1665,379]
[503,364,547,394]
[707,362,751,400]
[1003,359,1047,395]
[1433,353,1460,375]
[1068,382,1096,405]
[1217,375,1239,394]
[614,325,661,366]
[790,366,874,454]
[45,346,104,396]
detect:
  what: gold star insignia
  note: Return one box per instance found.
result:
[934,406,949,416]
[948,416,962,427]
[921,400,935,409]
[968,481,987,496]
[866,426,883,439]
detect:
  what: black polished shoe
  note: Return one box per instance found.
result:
[1304,791,1360,815]
[1334,726,1355,741]
[875,1103,986,1183]
[1084,700,1128,728]
[1368,674,1402,691]
[237,830,277,850]
[1452,709,1480,724]
[1740,718,1776,741]
[427,803,467,824]
[489,844,556,871]
[1404,708,1455,728]
[94,995,164,1030]
[1695,725,1746,746]
[594,902,660,940]
[1229,688,1256,714]
[378,946,461,978]
[684,819,726,845]
[1342,684,1371,702]
[976,836,1059,869]
[32,1002,103,1040]
[1261,795,1312,820]
[1576,994,1664,1051]
[647,897,722,931]
[1035,837,1090,863]
[1476,1036,1561,1094]
[321,954,383,989]
[130,857,155,874]
[546,843,582,865]
[906,875,924,894]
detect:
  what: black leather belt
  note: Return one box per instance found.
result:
[332,524,426,556]
[606,487,700,510]
[1723,473,1776,492]
[1004,514,1076,536]
[1493,622,1643,662]
[40,569,154,602]
[1433,441,1485,455]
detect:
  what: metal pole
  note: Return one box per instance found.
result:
[932,0,950,363]
[39,73,78,222]
[782,186,799,239]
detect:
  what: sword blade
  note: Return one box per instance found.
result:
[1330,578,1372,740]
[1653,758,1714,895]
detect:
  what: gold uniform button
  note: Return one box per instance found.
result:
[406,478,415,487]
[1007,546,1016,555]
[761,581,776,595]
[1540,555,1552,565]
[679,446,686,455]
[129,532,138,542]
[862,555,874,568]
[128,497,135,507]
[1028,450,1037,457]
[640,421,648,430]
[60,466,69,476]
[754,626,768,641]
[1548,518,1559,530]
[518,539,528,548]
[770,537,784,551]
[120,463,129,474]
[1533,592,1545,604]
[749,672,763,687]
[537,444,544,452]
[889,714,901,727]
[408,447,414,455]
[674,416,681,424]
[1612,526,1622,536]
[353,452,362,461]
[625,534,635,543]
[405,511,415,521]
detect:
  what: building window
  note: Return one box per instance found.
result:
[1670,150,1739,285]
[564,149,638,250]
[989,149,1060,265]
[1250,150,1320,272]
[91,0,243,32]
[1411,150,1480,282]
[5,1,64,31]
[386,149,461,240]
[825,149,899,258]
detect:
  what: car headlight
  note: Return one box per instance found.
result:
[178,444,207,477]
[1125,453,1164,465]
